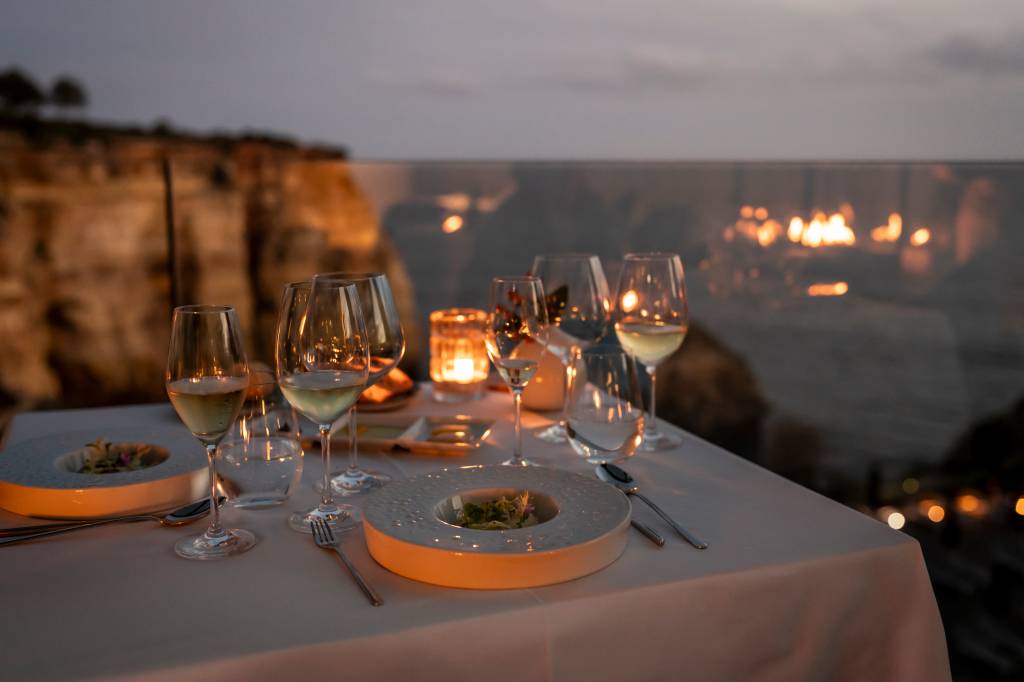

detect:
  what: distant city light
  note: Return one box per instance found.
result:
[956,494,980,514]
[910,227,931,246]
[740,205,754,219]
[871,213,903,243]
[927,505,945,523]
[1015,496,1024,516]
[754,206,768,221]
[807,281,849,297]
[902,478,920,494]
[887,511,906,530]
[442,215,464,234]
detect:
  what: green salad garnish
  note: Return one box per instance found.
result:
[454,492,538,530]
[78,439,164,474]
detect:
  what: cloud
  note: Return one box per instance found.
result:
[544,45,715,94]
[926,33,1024,77]
[367,68,481,97]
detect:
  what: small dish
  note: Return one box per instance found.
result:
[0,428,207,519]
[326,414,494,456]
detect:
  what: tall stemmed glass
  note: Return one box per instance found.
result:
[485,275,548,466]
[276,279,368,532]
[613,253,688,451]
[166,305,255,560]
[530,253,610,444]
[316,272,404,496]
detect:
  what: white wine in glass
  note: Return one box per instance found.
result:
[613,253,689,451]
[165,305,255,560]
[486,275,548,466]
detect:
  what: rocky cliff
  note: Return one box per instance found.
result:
[0,121,419,416]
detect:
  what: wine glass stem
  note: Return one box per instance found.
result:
[559,353,575,428]
[513,387,524,464]
[347,406,360,474]
[645,365,659,441]
[319,425,333,509]
[204,443,223,537]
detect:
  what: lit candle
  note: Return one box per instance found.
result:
[430,308,489,402]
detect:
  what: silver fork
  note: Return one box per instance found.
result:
[310,519,383,607]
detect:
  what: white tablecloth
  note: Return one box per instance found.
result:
[0,386,950,681]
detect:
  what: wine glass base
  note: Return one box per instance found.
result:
[174,528,256,560]
[641,431,682,452]
[501,456,544,466]
[532,423,567,444]
[288,504,360,533]
[329,469,391,496]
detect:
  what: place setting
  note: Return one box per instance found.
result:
[0,256,707,602]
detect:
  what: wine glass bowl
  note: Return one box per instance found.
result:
[613,253,689,451]
[165,304,255,560]
[486,275,548,466]
[565,347,644,464]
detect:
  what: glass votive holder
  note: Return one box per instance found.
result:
[216,378,303,508]
[429,308,489,402]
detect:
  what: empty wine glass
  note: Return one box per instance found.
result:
[530,253,610,444]
[166,305,255,560]
[613,253,689,451]
[485,275,548,466]
[565,347,645,464]
[315,272,405,495]
[275,279,368,532]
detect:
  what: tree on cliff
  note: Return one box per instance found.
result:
[0,67,46,114]
[50,76,88,112]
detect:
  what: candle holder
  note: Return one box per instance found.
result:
[429,308,489,402]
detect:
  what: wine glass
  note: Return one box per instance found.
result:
[485,275,548,466]
[613,253,688,451]
[165,305,255,560]
[275,279,368,532]
[530,253,610,444]
[565,347,645,463]
[315,272,405,495]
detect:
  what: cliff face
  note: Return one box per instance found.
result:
[0,128,418,412]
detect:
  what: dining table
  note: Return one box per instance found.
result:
[0,384,951,682]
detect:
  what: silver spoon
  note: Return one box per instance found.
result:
[596,463,708,550]
[0,498,216,546]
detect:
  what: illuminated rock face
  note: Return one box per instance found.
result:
[0,131,418,411]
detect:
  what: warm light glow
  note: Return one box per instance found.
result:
[788,217,804,243]
[807,281,849,297]
[902,477,920,494]
[871,213,903,242]
[956,493,980,514]
[910,227,931,246]
[756,220,781,247]
[450,357,476,383]
[927,505,945,523]
[887,511,906,530]
[1016,496,1024,516]
[740,205,754,219]
[754,206,768,221]
[442,215,464,234]
[620,290,639,313]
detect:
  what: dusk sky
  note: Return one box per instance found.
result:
[4,0,1024,159]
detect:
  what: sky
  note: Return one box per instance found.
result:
[3,0,1024,159]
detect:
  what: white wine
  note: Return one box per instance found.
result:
[280,370,366,426]
[566,417,643,464]
[167,376,249,442]
[615,320,687,365]
[494,358,538,388]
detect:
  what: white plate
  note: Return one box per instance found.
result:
[362,465,630,589]
[0,428,208,519]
